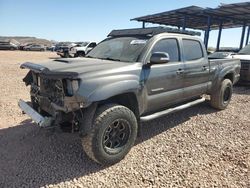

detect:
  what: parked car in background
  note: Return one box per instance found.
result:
[232,44,250,82]
[219,47,239,53]
[56,42,76,57]
[23,44,46,51]
[69,42,97,57]
[0,41,19,50]
[19,43,35,51]
[19,27,241,165]
[208,51,235,59]
[208,47,239,59]
[47,45,56,51]
[54,42,72,52]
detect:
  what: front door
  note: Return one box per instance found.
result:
[144,38,185,113]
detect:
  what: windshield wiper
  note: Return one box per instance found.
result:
[86,56,121,61]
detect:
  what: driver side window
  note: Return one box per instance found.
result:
[151,38,180,62]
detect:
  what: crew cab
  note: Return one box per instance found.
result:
[19,27,241,165]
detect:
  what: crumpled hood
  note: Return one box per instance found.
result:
[30,58,131,75]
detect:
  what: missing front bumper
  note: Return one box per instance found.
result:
[18,99,54,128]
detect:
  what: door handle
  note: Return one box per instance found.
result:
[176,69,184,75]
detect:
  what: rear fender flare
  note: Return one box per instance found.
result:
[213,69,235,91]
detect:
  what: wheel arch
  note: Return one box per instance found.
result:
[98,92,140,119]
[80,91,141,137]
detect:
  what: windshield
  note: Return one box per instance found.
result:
[87,37,148,62]
[239,44,250,55]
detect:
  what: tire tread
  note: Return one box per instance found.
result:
[82,104,137,164]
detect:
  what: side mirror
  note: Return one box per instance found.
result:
[149,52,170,65]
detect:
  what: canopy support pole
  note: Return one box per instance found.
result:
[204,16,211,49]
[216,21,223,51]
[142,22,145,28]
[182,16,187,31]
[245,26,250,46]
[240,22,246,49]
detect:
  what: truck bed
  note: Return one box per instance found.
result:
[209,58,241,85]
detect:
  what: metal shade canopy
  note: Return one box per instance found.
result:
[131,2,250,49]
[131,2,250,30]
[132,6,207,30]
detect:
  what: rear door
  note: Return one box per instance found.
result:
[181,39,210,99]
[144,37,185,113]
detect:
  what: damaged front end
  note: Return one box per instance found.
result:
[19,62,86,131]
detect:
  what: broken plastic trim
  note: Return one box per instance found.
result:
[18,99,54,128]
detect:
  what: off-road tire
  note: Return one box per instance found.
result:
[210,79,233,110]
[82,104,138,165]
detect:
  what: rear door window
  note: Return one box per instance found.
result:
[183,39,204,61]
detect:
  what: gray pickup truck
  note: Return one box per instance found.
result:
[19,27,241,165]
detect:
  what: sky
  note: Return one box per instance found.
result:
[0,0,248,47]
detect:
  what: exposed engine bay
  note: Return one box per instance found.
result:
[21,66,85,132]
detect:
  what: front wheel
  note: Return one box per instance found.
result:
[81,104,138,165]
[210,79,233,110]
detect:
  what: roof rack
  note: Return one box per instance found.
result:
[108,27,201,37]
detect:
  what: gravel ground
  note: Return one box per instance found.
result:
[0,51,249,188]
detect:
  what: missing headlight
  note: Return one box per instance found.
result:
[66,79,79,96]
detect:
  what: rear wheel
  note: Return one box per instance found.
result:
[81,104,138,165]
[210,79,233,110]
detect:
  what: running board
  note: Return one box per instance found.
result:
[140,98,206,122]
